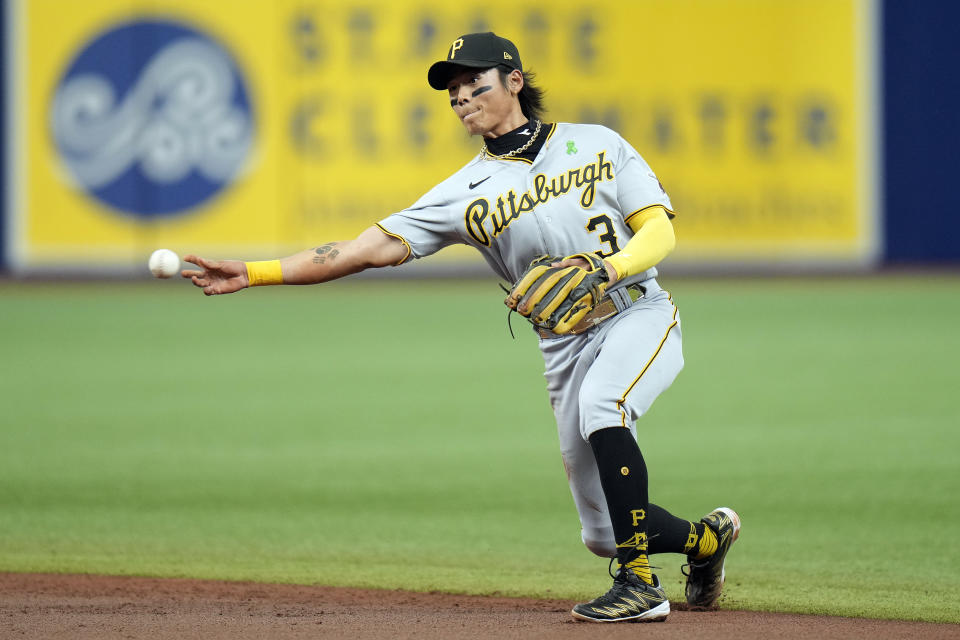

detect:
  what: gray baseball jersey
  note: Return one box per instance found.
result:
[377,122,673,293]
[379,122,683,560]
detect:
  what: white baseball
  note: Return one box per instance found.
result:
[148,249,180,279]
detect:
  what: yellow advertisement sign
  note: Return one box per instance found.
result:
[10,0,876,271]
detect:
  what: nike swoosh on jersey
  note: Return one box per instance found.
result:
[469,176,491,189]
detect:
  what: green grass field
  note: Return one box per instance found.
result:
[1,275,958,623]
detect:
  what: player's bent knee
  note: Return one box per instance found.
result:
[580,422,631,444]
[582,528,616,558]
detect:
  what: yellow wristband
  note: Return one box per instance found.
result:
[245,260,283,286]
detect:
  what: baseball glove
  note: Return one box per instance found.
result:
[505,253,610,335]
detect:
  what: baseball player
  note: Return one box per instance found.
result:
[183,32,740,623]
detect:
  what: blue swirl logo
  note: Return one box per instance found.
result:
[50,20,254,217]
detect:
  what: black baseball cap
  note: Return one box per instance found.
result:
[427,32,522,90]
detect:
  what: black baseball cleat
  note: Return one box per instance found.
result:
[571,563,670,623]
[683,506,741,609]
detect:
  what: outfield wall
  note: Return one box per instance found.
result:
[1,0,7,271]
[882,1,960,264]
[0,0,955,275]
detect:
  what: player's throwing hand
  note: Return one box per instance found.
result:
[181,255,248,296]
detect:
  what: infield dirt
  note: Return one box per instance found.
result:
[2,573,957,640]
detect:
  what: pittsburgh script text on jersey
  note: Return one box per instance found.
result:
[464,151,614,246]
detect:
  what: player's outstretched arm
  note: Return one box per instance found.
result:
[181,225,408,296]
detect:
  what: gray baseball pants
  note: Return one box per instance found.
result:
[538,278,684,557]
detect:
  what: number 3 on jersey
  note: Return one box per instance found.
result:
[586,214,621,258]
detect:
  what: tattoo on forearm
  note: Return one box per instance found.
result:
[312,243,341,264]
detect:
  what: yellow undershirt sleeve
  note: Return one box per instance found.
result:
[604,206,676,281]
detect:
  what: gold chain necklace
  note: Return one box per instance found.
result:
[480,119,543,161]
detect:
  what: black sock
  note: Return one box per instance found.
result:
[588,427,650,576]
[646,503,706,556]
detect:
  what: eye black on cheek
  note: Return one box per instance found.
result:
[471,85,493,98]
[449,98,457,107]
